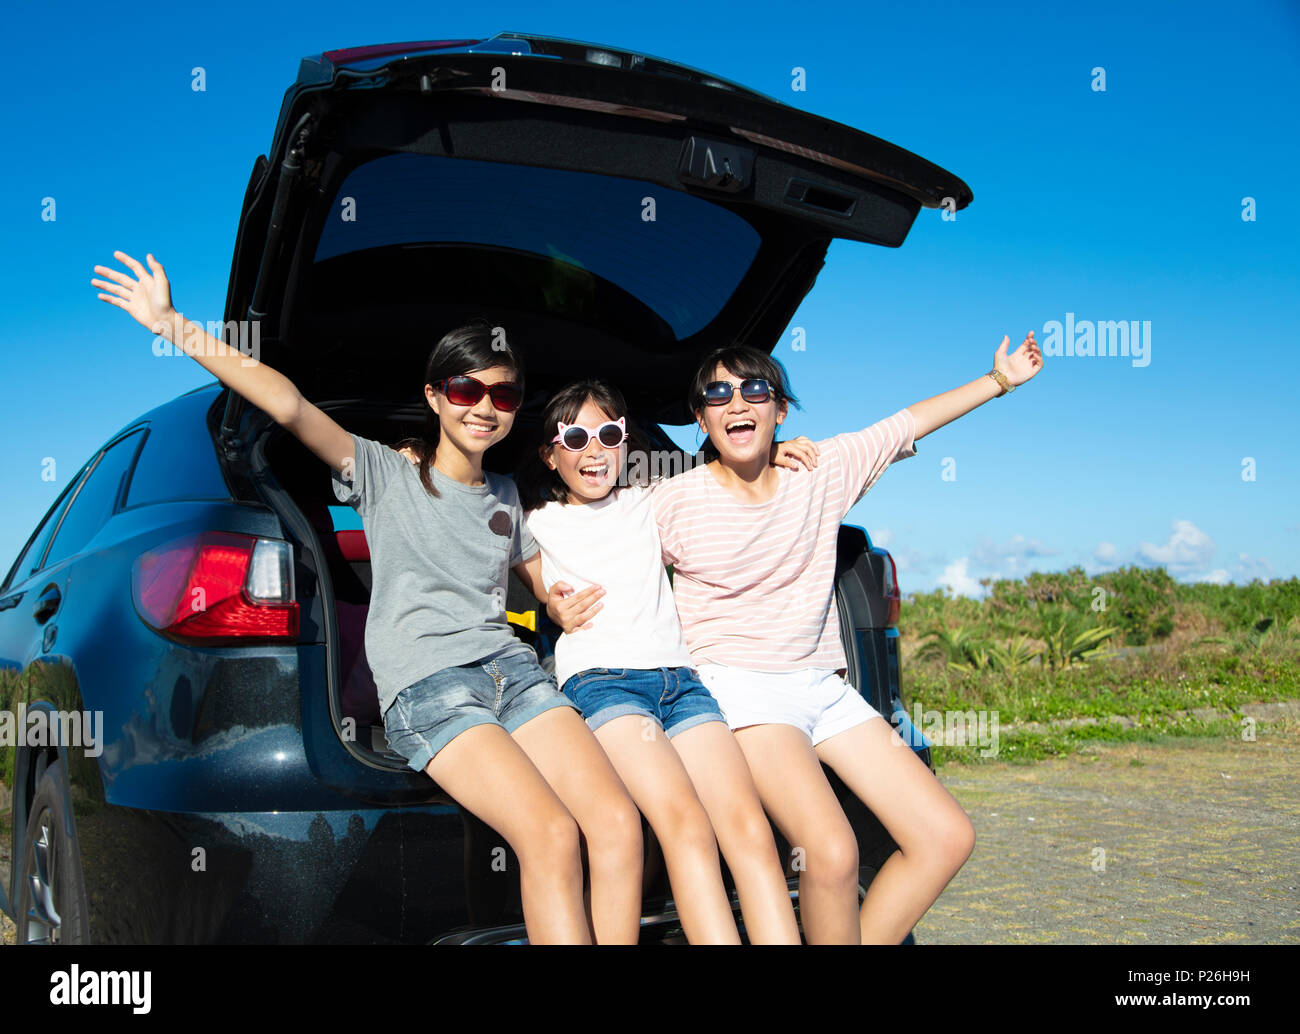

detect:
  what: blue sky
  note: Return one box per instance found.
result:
[1,0,1296,597]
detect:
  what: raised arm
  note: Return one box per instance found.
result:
[906,332,1042,441]
[92,250,354,473]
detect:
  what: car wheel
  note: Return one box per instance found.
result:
[14,757,90,944]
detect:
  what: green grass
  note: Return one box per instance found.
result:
[895,566,1300,765]
[929,715,1259,767]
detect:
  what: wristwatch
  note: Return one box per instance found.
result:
[987,368,1014,396]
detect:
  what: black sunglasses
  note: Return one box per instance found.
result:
[701,379,774,406]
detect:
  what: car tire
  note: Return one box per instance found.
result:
[14,757,90,944]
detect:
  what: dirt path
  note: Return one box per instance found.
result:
[916,712,1300,944]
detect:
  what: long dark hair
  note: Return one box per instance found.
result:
[517,380,656,511]
[689,345,801,462]
[397,319,525,497]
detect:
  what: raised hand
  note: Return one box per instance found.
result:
[91,251,176,336]
[994,331,1043,387]
[546,580,604,633]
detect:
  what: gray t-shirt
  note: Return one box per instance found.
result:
[330,432,538,715]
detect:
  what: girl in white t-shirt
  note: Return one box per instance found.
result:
[515,379,814,944]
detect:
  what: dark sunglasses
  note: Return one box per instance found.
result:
[701,378,774,406]
[434,375,523,413]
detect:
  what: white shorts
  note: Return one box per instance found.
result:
[694,663,882,746]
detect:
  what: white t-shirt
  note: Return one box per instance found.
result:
[524,482,694,690]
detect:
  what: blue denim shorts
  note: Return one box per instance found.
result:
[383,644,578,773]
[560,666,726,738]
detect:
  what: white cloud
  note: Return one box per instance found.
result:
[901,522,1275,597]
[872,528,893,547]
[1136,519,1216,576]
[972,533,1057,569]
[1230,553,1274,583]
[1188,556,1272,586]
[1086,522,1277,586]
[884,545,931,582]
[936,556,983,599]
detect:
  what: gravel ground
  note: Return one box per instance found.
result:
[4,707,1297,947]
[916,706,1300,944]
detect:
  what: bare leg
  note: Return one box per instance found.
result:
[424,723,589,943]
[815,717,976,944]
[671,721,800,944]
[511,707,644,944]
[591,715,741,944]
[732,724,861,944]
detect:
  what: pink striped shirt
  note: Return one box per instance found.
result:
[653,408,917,672]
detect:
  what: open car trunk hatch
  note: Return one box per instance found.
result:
[223,32,972,425]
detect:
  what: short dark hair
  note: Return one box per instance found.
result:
[516,379,657,511]
[689,345,801,462]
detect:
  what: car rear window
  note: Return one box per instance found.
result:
[313,153,761,339]
[125,423,229,508]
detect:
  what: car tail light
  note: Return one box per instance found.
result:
[133,532,298,641]
[882,550,900,627]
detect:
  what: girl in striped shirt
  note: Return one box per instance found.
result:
[560,337,1042,943]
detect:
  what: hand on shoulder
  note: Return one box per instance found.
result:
[394,444,420,466]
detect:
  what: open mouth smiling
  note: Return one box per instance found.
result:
[724,418,757,442]
[578,459,610,484]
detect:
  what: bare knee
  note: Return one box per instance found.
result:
[800,832,859,891]
[716,809,779,862]
[517,807,582,873]
[584,795,644,868]
[915,810,975,878]
[656,796,718,856]
[941,812,976,871]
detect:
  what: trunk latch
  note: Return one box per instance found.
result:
[678,137,753,193]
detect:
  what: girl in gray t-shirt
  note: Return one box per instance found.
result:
[93,250,645,945]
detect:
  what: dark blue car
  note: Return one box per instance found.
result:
[0,32,963,944]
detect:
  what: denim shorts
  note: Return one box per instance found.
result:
[560,666,726,739]
[383,643,578,773]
